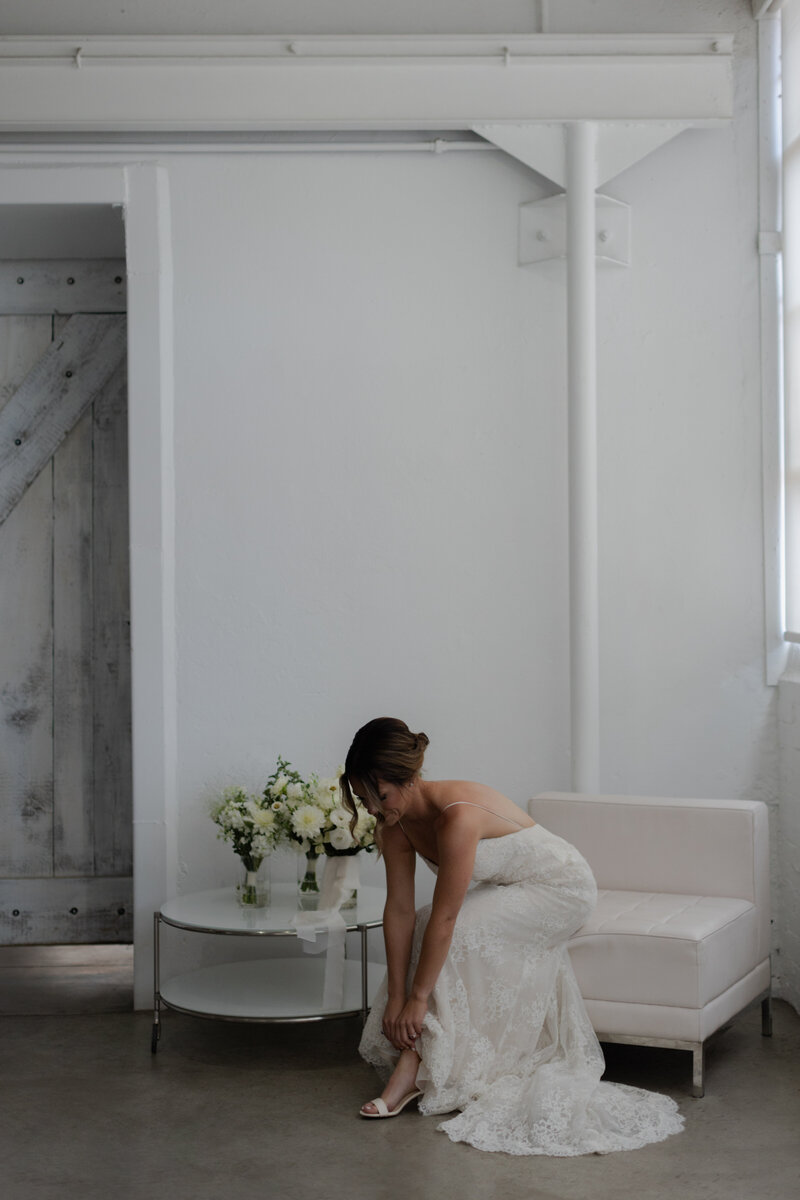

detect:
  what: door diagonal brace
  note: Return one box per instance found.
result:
[0,314,126,527]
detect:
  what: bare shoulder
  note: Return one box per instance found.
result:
[434,779,536,830]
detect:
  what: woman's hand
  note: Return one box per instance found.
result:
[381,993,406,1047]
[383,994,428,1051]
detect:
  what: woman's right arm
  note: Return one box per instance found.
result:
[380,825,417,1042]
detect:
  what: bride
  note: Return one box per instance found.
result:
[340,717,684,1156]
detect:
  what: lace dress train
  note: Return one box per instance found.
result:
[359,823,684,1156]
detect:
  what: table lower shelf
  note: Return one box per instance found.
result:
[159,957,384,1022]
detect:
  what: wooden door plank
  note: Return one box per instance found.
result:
[92,359,132,876]
[0,316,55,878]
[0,260,126,315]
[0,313,126,527]
[0,876,133,944]
[53,312,95,878]
[0,315,54,407]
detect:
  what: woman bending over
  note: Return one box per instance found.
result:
[341,717,684,1156]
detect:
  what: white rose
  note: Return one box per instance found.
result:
[329,807,351,829]
[330,826,356,851]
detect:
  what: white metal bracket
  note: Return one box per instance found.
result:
[519,193,631,267]
[474,121,698,190]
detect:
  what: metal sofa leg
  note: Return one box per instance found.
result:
[762,994,773,1037]
[691,1045,705,1098]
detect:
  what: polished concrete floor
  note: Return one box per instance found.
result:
[1,949,799,1200]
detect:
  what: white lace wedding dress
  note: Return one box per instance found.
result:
[359,821,684,1155]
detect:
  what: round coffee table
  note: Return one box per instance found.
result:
[152,882,385,1052]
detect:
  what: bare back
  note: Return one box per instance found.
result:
[398,780,535,866]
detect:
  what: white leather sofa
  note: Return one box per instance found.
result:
[529,792,772,1096]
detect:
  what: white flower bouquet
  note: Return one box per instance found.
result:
[264,757,376,905]
[264,757,377,857]
[210,786,280,905]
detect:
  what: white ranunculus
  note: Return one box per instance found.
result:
[330,825,356,851]
[291,804,325,839]
[329,806,351,829]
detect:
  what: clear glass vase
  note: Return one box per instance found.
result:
[297,851,321,910]
[236,857,270,908]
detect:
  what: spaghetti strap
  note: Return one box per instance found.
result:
[440,800,525,829]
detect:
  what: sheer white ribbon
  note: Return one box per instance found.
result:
[291,855,360,1010]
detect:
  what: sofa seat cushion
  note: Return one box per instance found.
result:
[567,889,759,1009]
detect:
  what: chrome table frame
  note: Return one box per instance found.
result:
[151,885,384,1053]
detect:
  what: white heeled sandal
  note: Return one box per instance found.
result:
[359,1089,423,1119]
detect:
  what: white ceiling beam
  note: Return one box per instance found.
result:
[0,34,733,133]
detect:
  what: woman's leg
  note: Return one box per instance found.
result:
[361,1046,421,1114]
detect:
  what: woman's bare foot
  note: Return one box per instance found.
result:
[361,1048,421,1116]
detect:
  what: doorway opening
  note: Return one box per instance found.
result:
[0,203,132,1013]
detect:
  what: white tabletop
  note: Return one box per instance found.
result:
[159,882,386,934]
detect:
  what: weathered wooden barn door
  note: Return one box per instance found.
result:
[0,261,132,944]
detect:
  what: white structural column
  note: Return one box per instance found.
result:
[566,123,600,792]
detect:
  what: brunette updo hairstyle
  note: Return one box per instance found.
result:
[341,717,429,843]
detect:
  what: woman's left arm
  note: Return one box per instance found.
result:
[392,817,479,1050]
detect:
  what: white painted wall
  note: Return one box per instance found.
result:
[0,0,794,1006]
[169,146,568,912]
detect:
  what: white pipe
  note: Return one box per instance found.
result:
[0,138,499,157]
[757,14,787,684]
[0,33,735,68]
[566,121,600,792]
